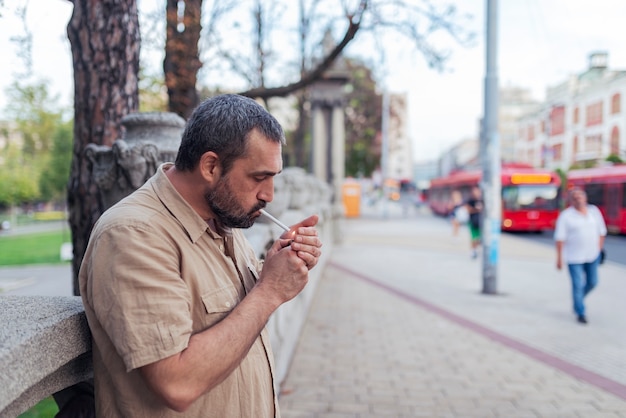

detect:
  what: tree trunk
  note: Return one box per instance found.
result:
[164,0,203,119]
[66,0,140,296]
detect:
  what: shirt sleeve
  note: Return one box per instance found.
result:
[554,211,566,242]
[591,205,607,236]
[89,222,193,371]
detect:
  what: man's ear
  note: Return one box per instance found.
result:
[199,151,221,183]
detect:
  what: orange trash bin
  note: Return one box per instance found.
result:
[342,181,361,217]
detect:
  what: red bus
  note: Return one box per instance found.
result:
[429,164,561,232]
[567,164,626,234]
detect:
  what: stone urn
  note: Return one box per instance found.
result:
[84,112,186,210]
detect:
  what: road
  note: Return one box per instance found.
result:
[0,220,74,296]
[1,214,623,297]
[0,220,70,236]
[0,264,73,296]
[509,229,626,266]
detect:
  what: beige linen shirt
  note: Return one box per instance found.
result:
[79,163,280,418]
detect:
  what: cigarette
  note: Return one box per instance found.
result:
[259,209,290,232]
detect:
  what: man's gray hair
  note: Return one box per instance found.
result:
[175,94,285,173]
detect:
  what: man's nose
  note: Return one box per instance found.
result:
[259,179,274,202]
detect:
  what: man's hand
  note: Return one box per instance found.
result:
[556,241,564,270]
[267,214,322,270]
[258,215,322,306]
[288,215,322,270]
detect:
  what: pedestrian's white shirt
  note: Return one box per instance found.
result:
[554,205,607,263]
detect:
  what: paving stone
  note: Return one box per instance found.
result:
[280,207,626,417]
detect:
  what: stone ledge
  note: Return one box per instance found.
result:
[0,296,91,417]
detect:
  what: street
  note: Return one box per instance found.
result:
[2,212,624,296]
[514,229,626,266]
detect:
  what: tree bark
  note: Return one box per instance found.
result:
[66,0,140,295]
[164,0,203,119]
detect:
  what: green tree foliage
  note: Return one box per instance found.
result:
[569,160,597,170]
[554,167,568,209]
[0,143,39,206]
[606,153,623,164]
[0,79,68,206]
[344,59,382,178]
[3,80,64,157]
[139,67,168,112]
[39,120,73,202]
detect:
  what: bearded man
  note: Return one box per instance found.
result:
[79,94,323,417]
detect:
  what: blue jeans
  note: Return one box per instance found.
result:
[567,254,600,316]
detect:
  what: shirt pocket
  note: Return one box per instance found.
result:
[244,262,260,293]
[201,285,239,327]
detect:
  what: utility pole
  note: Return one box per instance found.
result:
[381,90,390,218]
[481,0,500,294]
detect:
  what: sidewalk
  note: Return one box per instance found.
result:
[279,202,626,417]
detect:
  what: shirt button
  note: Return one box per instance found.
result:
[225,301,231,308]
[219,244,224,252]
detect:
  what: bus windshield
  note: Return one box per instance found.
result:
[502,185,559,210]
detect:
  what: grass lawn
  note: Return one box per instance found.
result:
[17,397,59,417]
[0,230,70,266]
[1,228,68,415]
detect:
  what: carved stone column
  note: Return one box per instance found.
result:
[311,103,327,181]
[331,105,346,205]
[309,75,349,244]
[309,79,348,196]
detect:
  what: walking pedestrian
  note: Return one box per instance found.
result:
[465,186,483,259]
[554,187,606,324]
[449,189,466,237]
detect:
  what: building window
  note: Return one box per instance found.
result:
[552,144,563,161]
[611,126,620,154]
[550,106,565,135]
[585,184,604,206]
[528,125,535,141]
[573,107,579,124]
[611,93,621,114]
[585,101,603,126]
[585,134,602,154]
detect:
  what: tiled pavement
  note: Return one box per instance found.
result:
[279,203,626,418]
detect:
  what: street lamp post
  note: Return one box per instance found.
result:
[481,0,500,295]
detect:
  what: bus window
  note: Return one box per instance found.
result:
[502,185,559,210]
[623,183,626,208]
[502,187,520,209]
[584,184,604,206]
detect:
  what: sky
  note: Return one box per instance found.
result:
[1,0,626,163]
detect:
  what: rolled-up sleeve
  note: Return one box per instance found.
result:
[90,223,193,371]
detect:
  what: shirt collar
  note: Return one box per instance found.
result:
[150,163,220,243]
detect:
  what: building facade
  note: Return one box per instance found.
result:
[386,93,415,181]
[433,85,538,180]
[499,86,540,162]
[515,52,626,170]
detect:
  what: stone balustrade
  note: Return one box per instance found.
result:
[0,296,91,417]
[0,169,335,417]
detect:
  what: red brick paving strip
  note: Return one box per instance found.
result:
[329,260,626,402]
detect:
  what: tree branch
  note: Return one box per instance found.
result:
[239,0,367,99]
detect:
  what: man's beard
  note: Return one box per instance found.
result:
[205,176,265,229]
